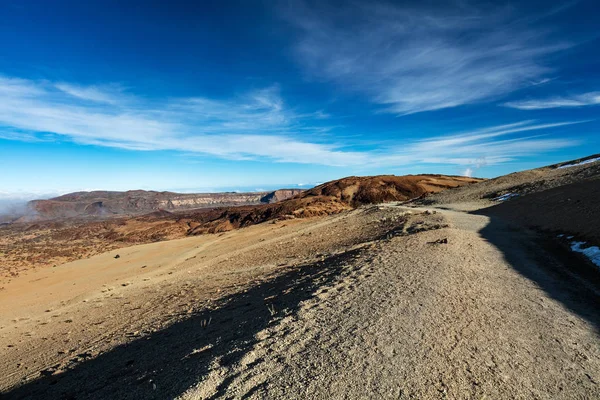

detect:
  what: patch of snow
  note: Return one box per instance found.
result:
[566,235,574,240]
[558,157,600,169]
[493,193,519,202]
[570,241,600,268]
[557,234,564,238]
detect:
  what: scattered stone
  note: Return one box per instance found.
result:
[428,238,448,245]
[40,367,58,377]
[114,254,120,259]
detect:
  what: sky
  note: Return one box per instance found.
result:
[0,0,599,200]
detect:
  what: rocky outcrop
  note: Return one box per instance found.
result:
[259,189,304,203]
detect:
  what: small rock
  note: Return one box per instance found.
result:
[428,238,448,245]
[77,352,93,360]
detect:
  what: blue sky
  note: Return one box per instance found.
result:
[0,0,599,199]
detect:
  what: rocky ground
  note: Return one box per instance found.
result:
[1,202,599,399]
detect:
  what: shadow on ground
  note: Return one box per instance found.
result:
[3,249,361,400]
[473,209,600,332]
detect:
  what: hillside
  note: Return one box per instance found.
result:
[420,153,600,209]
[417,154,600,248]
[23,189,305,221]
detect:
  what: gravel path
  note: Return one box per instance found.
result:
[181,207,600,399]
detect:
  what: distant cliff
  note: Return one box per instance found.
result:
[259,189,304,204]
[26,189,305,220]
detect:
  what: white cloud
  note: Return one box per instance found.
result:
[372,120,586,168]
[55,83,126,104]
[0,75,583,170]
[285,1,571,114]
[0,75,366,166]
[504,92,600,110]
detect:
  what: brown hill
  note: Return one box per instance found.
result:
[299,175,480,205]
[168,174,481,235]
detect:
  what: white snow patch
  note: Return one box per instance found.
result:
[570,241,600,268]
[558,157,600,169]
[493,193,519,201]
[557,234,564,238]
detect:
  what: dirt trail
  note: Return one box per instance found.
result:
[2,206,599,399]
[181,207,600,399]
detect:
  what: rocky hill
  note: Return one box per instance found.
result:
[299,174,479,205]
[25,189,305,221]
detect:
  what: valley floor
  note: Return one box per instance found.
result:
[1,204,599,399]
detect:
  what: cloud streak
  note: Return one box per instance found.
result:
[373,120,585,168]
[285,1,572,114]
[504,92,600,110]
[0,75,583,169]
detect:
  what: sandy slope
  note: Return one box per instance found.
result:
[0,207,408,394]
[2,202,599,399]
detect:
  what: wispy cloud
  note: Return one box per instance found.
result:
[0,75,582,169]
[284,1,571,114]
[0,75,365,166]
[373,120,585,167]
[54,83,127,104]
[504,92,600,110]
